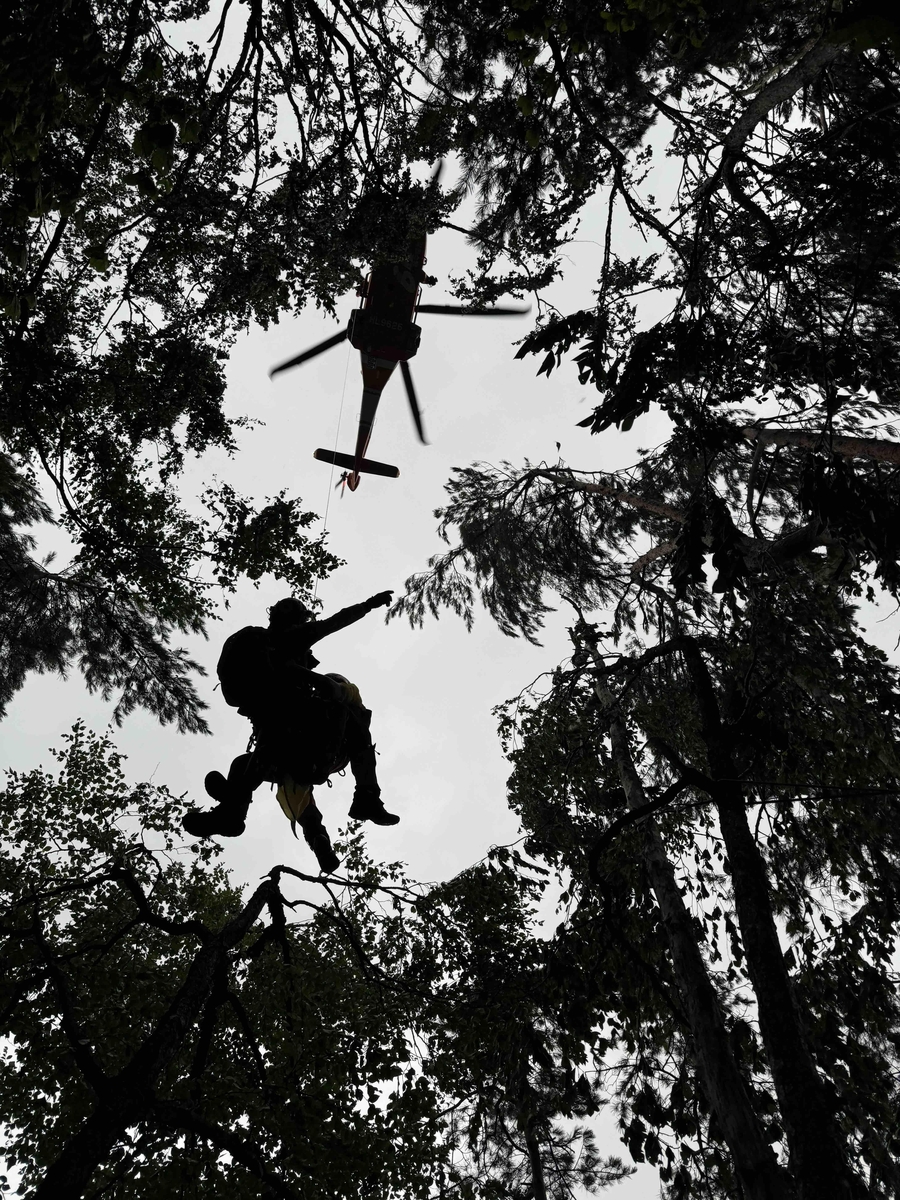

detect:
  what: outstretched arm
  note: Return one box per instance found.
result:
[307,592,393,645]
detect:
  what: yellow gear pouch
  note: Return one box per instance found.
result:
[276,774,312,832]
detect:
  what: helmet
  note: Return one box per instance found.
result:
[268,597,313,630]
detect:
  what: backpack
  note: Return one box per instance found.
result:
[216,626,278,710]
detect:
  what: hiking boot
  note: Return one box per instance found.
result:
[348,788,400,826]
[205,770,252,807]
[204,770,230,803]
[308,832,341,874]
[182,770,252,838]
[182,804,246,838]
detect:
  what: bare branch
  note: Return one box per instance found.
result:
[630,541,678,576]
[530,468,686,524]
[742,426,900,465]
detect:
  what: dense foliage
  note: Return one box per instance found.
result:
[387,5,900,1199]
[1,0,444,727]
[0,726,633,1199]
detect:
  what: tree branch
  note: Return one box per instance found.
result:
[536,467,834,568]
[109,862,211,942]
[31,920,108,1096]
[33,878,278,1200]
[587,777,693,881]
[742,425,900,465]
[152,1101,304,1199]
[630,540,678,576]
[698,40,845,216]
[531,468,686,524]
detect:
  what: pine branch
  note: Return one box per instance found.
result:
[704,40,845,202]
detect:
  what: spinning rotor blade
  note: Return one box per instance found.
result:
[400,360,428,444]
[269,328,348,378]
[416,303,531,317]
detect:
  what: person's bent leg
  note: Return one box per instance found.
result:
[343,706,399,826]
[183,752,262,838]
[298,800,341,873]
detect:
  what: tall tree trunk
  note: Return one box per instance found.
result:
[594,679,792,1200]
[676,638,869,1200]
[524,1122,550,1200]
[715,790,867,1200]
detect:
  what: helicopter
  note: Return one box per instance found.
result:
[269,234,529,490]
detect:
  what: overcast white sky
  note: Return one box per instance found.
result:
[3,182,669,883]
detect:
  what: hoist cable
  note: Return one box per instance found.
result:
[314,340,352,604]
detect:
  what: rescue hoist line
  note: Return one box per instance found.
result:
[314,339,352,605]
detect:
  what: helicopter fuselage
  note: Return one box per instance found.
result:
[340,237,428,488]
[270,228,528,491]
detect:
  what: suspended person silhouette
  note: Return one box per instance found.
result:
[182,592,398,872]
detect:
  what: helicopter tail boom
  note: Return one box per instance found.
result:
[313,449,400,478]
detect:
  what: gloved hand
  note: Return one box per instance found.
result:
[367,590,393,610]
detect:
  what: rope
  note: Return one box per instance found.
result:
[313,339,352,604]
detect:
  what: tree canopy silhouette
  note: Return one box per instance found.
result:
[387,6,900,1199]
[0,725,634,1199]
[1,0,445,727]
[4,1,900,1198]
